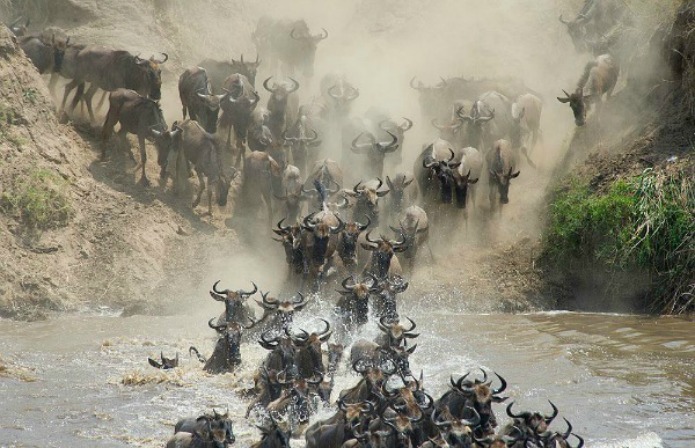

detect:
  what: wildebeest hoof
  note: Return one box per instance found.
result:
[139,177,151,187]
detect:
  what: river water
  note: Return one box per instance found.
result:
[0,298,692,448]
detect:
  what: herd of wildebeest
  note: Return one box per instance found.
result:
[6,0,634,446]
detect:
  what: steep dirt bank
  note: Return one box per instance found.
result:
[0,26,217,320]
[536,2,694,315]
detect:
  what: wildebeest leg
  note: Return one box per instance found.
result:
[60,79,80,112]
[207,180,215,217]
[100,104,121,160]
[83,84,100,122]
[47,73,60,98]
[94,90,108,113]
[137,134,150,186]
[68,81,85,114]
[193,171,205,210]
[488,180,497,213]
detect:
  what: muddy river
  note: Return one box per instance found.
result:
[0,296,693,448]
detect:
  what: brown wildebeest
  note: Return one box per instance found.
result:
[19,28,70,75]
[510,93,543,157]
[178,66,223,134]
[557,54,619,126]
[101,89,179,186]
[218,73,260,166]
[168,120,234,215]
[263,76,300,139]
[241,150,283,227]
[67,46,167,121]
[485,140,519,211]
[350,131,399,180]
[559,0,631,53]
[7,16,30,37]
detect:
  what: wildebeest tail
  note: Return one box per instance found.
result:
[577,60,599,90]
[189,346,206,363]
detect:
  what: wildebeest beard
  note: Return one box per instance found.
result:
[339,234,358,263]
[312,236,329,264]
[225,333,242,366]
[454,183,469,208]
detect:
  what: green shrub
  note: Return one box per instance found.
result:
[545,168,694,314]
[0,169,73,230]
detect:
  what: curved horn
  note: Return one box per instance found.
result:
[208,318,226,332]
[286,77,300,94]
[460,406,481,427]
[212,280,228,295]
[377,131,399,152]
[545,400,559,424]
[240,282,258,297]
[431,118,448,130]
[327,84,342,99]
[403,317,416,332]
[570,433,585,448]
[316,28,328,40]
[400,117,413,131]
[351,132,373,154]
[492,372,507,394]
[378,315,393,332]
[316,318,331,339]
[277,218,291,232]
[356,215,371,231]
[154,52,168,63]
[365,231,379,245]
[506,401,532,420]
[559,14,570,25]
[342,275,357,290]
[352,181,363,194]
[263,76,275,93]
[409,76,423,90]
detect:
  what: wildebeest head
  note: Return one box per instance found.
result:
[338,216,371,264]
[282,122,320,174]
[272,219,304,268]
[380,343,416,377]
[531,418,584,448]
[474,428,525,448]
[351,131,399,172]
[289,24,328,77]
[286,318,332,374]
[389,220,424,260]
[432,117,464,143]
[264,76,300,106]
[150,120,181,175]
[133,53,167,100]
[255,414,292,448]
[423,149,461,204]
[231,53,261,86]
[452,369,509,432]
[452,167,479,209]
[147,351,179,370]
[256,291,310,329]
[208,319,244,368]
[489,165,520,205]
[362,231,407,280]
[384,405,424,444]
[327,80,359,115]
[456,105,494,149]
[352,357,396,389]
[505,400,559,436]
[206,409,237,445]
[302,212,345,265]
[557,88,591,126]
[186,422,227,448]
[209,280,258,323]
[385,174,414,215]
[377,315,419,348]
[432,405,481,448]
[379,117,413,146]
[345,179,390,226]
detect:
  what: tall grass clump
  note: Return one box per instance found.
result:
[545,167,694,314]
[0,168,73,230]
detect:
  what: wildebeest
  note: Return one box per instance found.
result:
[324,76,360,122]
[273,164,307,223]
[190,319,245,374]
[431,406,481,447]
[198,54,262,92]
[68,46,167,121]
[263,76,300,139]
[147,352,179,369]
[255,291,310,331]
[286,318,332,377]
[283,119,321,176]
[369,274,409,322]
[249,415,292,448]
[179,66,222,133]
[273,219,306,284]
[486,140,520,210]
[415,143,461,207]
[335,216,371,272]
[453,147,482,213]
[557,53,619,126]
[19,28,70,75]
[168,120,233,215]
[437,369,509,436]
[350,131,399,180]
[217,73,260,165]
[366,111,414,169]
[253,17,328,77]
[504,400,559,439]
[176,411,236,446]
[336,275,377,333]
[361,231,407,282]
[468,91,514,152]
[165,429,227,448]
[101,88,178,185]
[344,178,390,228]
[510,94,543,157]
[301,209,345,291]
[389,205,431,271]
[559,0,631,53]
[384,173,415,225]
[241,150,283,226]
[210,280,257,326]
[306,158,343,193]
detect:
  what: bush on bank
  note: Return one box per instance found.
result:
[544,166,694,314]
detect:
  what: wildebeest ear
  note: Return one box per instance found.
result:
[468,178,479,184]
[556,96,571,103]
[510,171,520,179]
[376,189,390,197]
[361,243,376,251]
[492,396,509,403]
